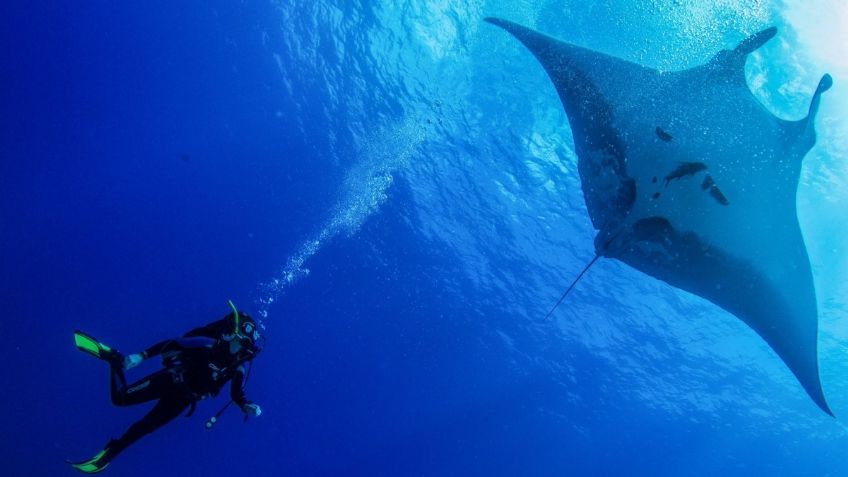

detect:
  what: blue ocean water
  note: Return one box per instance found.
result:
[4,0,848,476]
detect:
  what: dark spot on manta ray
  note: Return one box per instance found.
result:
[655,127,673,142]
[652,192,660,199]
[700,174,714,190]
[709,184,730,205]
[700,174,729,205]
[664,162,707,186]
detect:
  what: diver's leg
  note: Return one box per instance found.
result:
[77,395,191,471]
[110,369,171,406]
[108,358,128,403]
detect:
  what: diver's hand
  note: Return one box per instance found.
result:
[243,403,262,417]
[123,353,144,370]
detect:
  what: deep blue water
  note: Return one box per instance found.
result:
[4,1,848,476]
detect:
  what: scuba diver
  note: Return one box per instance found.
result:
[68,301,264,474]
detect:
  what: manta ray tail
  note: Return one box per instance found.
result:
[545,254,601,320]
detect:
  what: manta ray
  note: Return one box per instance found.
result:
[486,17,833,414]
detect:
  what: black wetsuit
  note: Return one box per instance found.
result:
[102,334,255,463]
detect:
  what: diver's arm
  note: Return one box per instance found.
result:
[230,365,261,416]
[139,340,177,359]
[140,336,218,359]
[124,337,216,370]
[119,340,176,370]
[230,365,250,408]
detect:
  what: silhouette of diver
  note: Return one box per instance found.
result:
[69,301,264,473]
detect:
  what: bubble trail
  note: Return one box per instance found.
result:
[255,117,426,319]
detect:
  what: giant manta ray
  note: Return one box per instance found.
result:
[486,17,833,414]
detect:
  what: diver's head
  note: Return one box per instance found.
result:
[220,300,263,355]
[235,312,260,344]
[224,311,262,356]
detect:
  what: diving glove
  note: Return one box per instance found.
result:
[243,403,262,417]
[123,353,143,370]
